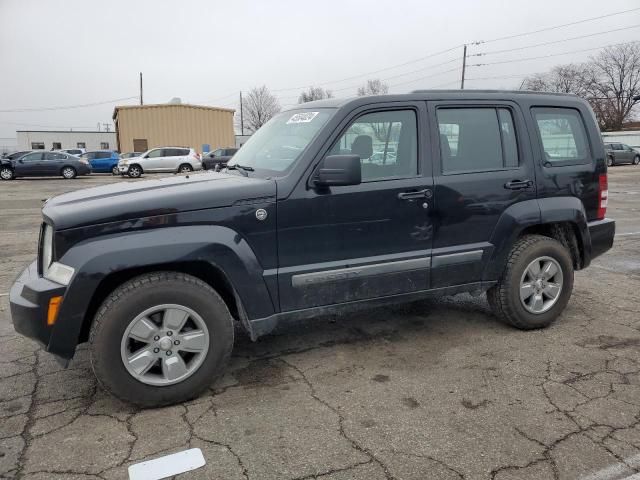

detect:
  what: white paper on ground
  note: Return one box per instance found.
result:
[128,448,206,480]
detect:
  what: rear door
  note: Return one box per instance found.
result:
[42,152,67,175]
[428,101,536,288]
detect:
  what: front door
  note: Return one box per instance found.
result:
[277,104,433,311]
[428,101,537,288]
[143,148,165,171]
[15,152,44,176]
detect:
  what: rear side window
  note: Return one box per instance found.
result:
[532,107,590,165]
[437,107,519,174]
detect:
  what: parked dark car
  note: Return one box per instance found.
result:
[0,151,91,180]
[201,147,238,170]
[604,142,640,166]
[80,150,120,175]
[2,150,32,161]
[10,91,614,406]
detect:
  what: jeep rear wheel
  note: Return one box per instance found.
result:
[89,272,234,407]
[487,235,574,329]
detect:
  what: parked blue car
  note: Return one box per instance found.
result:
[79,150,120,174]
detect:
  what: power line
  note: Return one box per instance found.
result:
[475,6,640,45]
[470,40,640,67]
[0,96,138,113]
[269,44,464,93]
[473,24,640,57]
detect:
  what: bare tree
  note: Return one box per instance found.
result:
[298,86,333,103]
[586,43,640,131]
[357,79,389,96]
[521,44,640,130]
[522,64,591,97]
[242,86,281,132]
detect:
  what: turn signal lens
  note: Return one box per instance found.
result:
[597,173,608,220]
[47,296,63,326]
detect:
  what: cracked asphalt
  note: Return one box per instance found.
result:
[1,167,640,480]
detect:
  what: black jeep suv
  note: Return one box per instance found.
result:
[10,91,615,406]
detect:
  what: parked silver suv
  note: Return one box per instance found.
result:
[118,147,202,177]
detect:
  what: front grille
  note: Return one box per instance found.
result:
[37,223,45,275]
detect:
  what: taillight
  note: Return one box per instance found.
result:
[597,173,608,220]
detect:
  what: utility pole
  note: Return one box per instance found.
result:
[139,72,144,105]
[460,45,467,90]
[239,91,244,136]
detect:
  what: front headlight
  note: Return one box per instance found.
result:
[120,159,129,166]
[39,224,75,285]
[41,224,53,274]
[79,158,89,165]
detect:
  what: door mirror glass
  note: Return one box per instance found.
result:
[315,155,361,187]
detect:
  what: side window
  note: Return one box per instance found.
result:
[330,109,418,182]
[178,148,190,156]
[76,142,86,149]
[22,152,42,162]
[98,152,111,159]
[164,149,179,157]
[100,142,109,149]
[213,149,223,157]
[147,149,163,158]
[532,107,590,165]
[45,152,66,161]
[437,107,518,174]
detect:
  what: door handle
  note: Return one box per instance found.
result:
[504,180,533,190]
[398,189,431,200]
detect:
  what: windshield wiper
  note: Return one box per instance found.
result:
[225,164,254,177]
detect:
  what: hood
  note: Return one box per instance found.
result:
[43,172,276,230]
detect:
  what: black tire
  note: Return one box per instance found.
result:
[128,164,142,178]
[0,166,14,180]
[89,272,234,407]
[633,155,640,166]
[487,235,574,330]
[606,156,614,167]
[61,166,77,179]
[178,163,193,173]
[112,165,119,175]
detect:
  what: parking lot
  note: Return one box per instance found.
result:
[0,168,639,480]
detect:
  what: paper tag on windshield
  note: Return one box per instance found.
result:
[287,112,319,124]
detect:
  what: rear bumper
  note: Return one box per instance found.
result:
[588,218,615,261]
[10,261,68,358]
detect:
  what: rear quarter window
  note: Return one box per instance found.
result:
[532,107,591,166]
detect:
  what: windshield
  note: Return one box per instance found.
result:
[227,108,334,174]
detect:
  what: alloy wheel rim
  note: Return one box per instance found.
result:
[180,166,191,173]
[519,256,563,314]
[130,167,140,176]
[63,168,74,178]
[1,168,11,179]
[120,304,210,386]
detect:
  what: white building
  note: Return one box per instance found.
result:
[601,130,640,149]
[17,130,117,151]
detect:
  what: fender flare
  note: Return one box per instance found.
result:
[483,197,591,281]
[49,225,275,358]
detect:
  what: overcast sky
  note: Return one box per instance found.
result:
[0,0,639,145]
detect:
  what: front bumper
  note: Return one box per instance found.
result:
[588,218,615,261]
[10,261,67,355]
[118,165,129,173]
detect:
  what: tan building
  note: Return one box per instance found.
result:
[113,103,235,154]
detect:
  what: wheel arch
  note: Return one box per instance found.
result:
[49,225,275,359]
[484,197,592,281]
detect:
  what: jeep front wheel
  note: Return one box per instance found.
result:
[89,272,234,407]
[487,235,574,330]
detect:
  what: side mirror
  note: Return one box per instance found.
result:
[314,155,361,187]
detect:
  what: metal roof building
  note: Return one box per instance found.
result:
[113,103,235,154]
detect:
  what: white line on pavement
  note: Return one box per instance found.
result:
[616,232,640,237]
[580,453,640,480]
